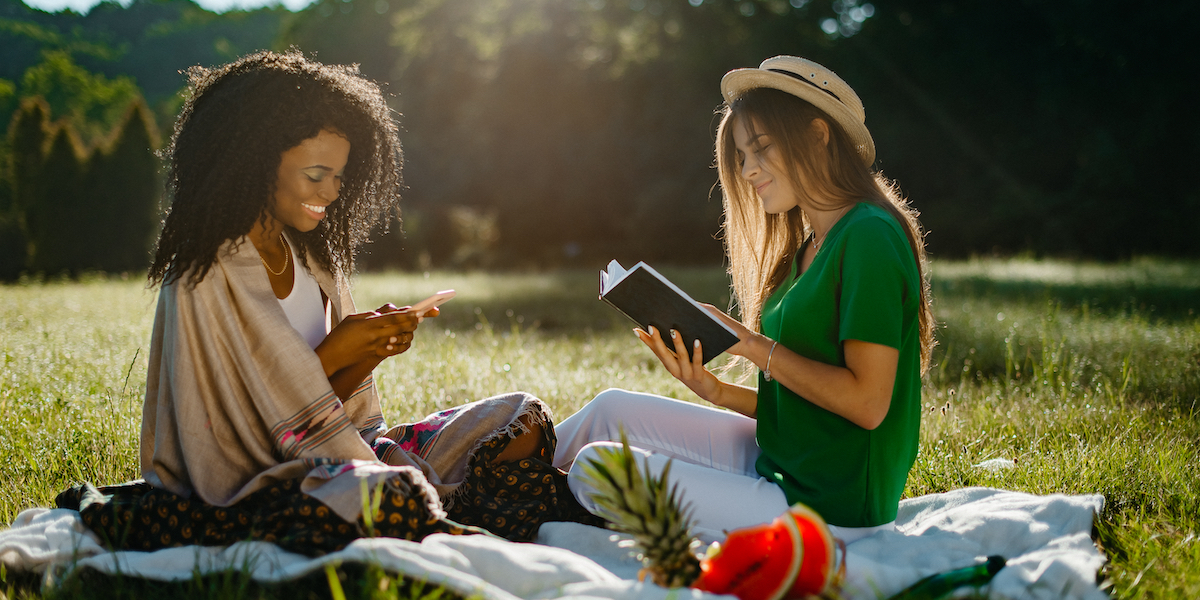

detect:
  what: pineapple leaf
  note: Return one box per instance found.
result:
[577,429,702,589]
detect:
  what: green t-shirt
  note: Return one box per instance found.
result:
[756,202,922,527]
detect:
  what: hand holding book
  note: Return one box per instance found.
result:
[601,260,764,417]
[632,319,731,405]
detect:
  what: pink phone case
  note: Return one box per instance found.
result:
[410,290,455,314]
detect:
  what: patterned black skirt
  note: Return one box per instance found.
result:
[57,423,601,556]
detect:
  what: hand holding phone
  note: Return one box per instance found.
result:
[408,289,456,316]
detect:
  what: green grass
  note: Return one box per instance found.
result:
[2,259,1198,598]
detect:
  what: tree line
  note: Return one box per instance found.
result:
[2,97,158,279]
[1,0,283,279]
[2,0,1197,280]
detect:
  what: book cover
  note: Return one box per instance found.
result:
[600,260,739,364]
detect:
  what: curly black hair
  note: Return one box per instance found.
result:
[149,50,402,287]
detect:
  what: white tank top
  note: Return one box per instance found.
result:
[277,239,328,349]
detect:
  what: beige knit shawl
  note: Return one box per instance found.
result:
[141,235,545,522]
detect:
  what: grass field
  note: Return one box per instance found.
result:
[1,258,1198,599]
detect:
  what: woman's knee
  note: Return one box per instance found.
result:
[585,388,685,423]
[562,388,638,432]
[588,388,639,416]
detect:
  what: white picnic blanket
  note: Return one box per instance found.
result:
[0,487,1105,600]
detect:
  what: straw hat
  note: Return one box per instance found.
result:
[721,56,875,166]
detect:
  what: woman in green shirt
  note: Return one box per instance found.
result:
[556,55,935,543]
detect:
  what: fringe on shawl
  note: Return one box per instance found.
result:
[439,398,553,511]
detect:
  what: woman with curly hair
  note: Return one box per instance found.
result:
[556,56,935,544]
[59,51,595,555]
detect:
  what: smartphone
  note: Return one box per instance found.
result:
[408,289,456,316]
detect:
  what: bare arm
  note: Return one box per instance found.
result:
[735,330,898,430]
[638,302,900,428]
[634,302,899,428]
[326,358,383,401]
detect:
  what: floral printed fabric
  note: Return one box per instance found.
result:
[372,406,461,464]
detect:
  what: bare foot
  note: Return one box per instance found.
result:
[491,416,546,465]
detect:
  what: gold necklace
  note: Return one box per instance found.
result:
[811,205,852,253]
[259,234,289,276]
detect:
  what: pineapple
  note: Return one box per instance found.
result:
[578,432,702,588]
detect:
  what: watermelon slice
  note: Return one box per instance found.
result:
[691,503,840,600]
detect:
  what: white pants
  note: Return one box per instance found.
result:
[554,388,894,543]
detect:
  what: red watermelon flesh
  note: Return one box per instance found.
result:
[787,506,835,597]
[692,518,800,600]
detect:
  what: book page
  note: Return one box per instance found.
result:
[600,259,629,295]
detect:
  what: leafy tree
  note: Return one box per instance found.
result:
[284,0,1200,262]
[5,97,49,278]
[76,0,287,104]
[0,83,18,281]
[90,99,160,273]
[0,77,15,129]
[5,95,161,277]
[26,119,88,274]
[0,79,24,280]
[9,0,1189,264]
[280,0,398,82]
[2,0,286,129]
[0,193,19,279]
[20,49,141,147]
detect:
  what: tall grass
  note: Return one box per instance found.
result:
[1,259,1197,598]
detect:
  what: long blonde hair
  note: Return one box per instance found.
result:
[715,88,935,372]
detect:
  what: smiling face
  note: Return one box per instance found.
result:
[732,116,801,215]
[269,128,351,232]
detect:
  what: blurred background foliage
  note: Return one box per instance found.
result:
[1,0,1197,279]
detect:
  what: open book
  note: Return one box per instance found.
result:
[599,260,739,365]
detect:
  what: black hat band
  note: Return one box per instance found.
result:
[768,68,843,104]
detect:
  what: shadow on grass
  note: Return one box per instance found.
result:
[932,277,1199,322]
[931,258,1200,322]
